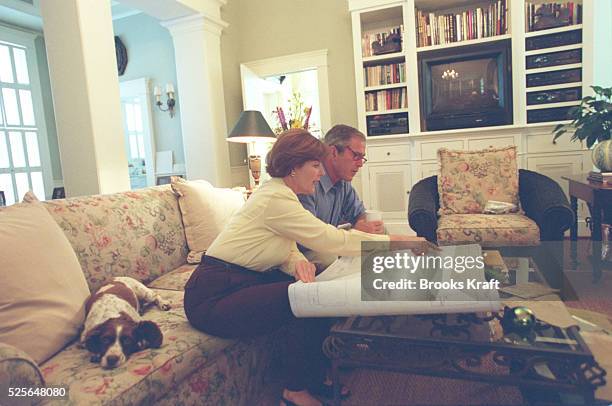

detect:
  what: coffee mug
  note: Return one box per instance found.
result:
[365,209,382,222]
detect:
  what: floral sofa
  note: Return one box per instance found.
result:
[0,185,281,405]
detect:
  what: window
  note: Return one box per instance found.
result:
[123,99,146,160]
[119,78,156,190]
[0,32,49,205]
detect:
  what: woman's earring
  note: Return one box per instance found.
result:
[291,170,296,177]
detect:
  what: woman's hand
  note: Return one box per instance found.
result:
[389,235,441,256]
[294,260,317,283]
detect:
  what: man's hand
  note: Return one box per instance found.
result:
[294,260,317,283]
[389,235,441,256]
[354,219,385,234]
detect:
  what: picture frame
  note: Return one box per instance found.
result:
[156,174,184,186]
[52,187,66,199]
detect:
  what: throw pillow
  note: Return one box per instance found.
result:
[0,202,90,364]
[171,177,246,264]
[437,146,520,215]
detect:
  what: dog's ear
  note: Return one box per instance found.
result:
[84,327,104,358]
[135,321,163,350]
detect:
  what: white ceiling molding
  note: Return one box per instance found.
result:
[115,0,197,21]
[162,12,228,37]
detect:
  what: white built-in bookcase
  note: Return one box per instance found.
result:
[348,0,607,235]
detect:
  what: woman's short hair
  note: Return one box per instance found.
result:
[266,129,327,177]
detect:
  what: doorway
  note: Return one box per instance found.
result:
[119,78,156,189]
[0,31,53,205]
[240,50,331,186]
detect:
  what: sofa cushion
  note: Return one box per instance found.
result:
[148,263,197,291]
[40,289,238,405]
[35,186,188,292]
[437,214,540,247]
[437,146,520,215]
[0,202,90,364]
[171,178,246,264]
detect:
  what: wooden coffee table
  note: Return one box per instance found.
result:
[322,256,607,405]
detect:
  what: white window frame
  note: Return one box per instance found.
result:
[0,25,53,201]
[119,77,156,188]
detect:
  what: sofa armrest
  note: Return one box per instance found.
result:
[0,343,45,405]
[518,169,574,240]
[408,176,439,243]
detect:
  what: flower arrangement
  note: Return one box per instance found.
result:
[273,92,313,135]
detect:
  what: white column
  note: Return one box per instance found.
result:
[40,0,130,197]
[163,14,232,186]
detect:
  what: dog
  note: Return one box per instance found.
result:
[80,277,171,369]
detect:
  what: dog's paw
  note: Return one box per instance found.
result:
[156,299,171,311]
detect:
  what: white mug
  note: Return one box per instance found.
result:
[365,209,382,222]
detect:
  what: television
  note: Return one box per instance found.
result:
[418,39,513,131]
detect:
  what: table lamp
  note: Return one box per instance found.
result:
[227,110,277,188]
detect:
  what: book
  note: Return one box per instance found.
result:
[588,171,612,183]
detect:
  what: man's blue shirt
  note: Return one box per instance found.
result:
[298,173,366,227]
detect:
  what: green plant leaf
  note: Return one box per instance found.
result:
[553,123,565,132]
[551,85,612,144]
[586,133,598,148]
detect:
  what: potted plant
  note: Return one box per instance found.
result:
[553,85,612,172]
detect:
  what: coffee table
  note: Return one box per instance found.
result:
[322,256,607,405]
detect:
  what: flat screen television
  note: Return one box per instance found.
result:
[418,39,513,131]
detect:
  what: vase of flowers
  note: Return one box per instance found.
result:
[553,85,612,172]
[273,92,313,135]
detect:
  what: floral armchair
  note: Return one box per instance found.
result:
[408,146,574,289]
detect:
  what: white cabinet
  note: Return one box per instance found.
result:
[366,164,411,220]
[526,151,591,235]
[348,0,594,234]
[368,144,410,162]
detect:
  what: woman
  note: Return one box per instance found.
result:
[184,129,435,406]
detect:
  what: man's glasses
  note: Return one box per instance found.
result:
[344,145,368,163]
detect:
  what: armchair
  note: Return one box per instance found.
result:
[408,169,574,290]
[408,170,574,244]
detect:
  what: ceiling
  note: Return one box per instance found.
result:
[0,0,142,32]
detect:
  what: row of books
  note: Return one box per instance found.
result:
[361,25,404,57]
[526,2,582,32]
[588,171,612,184]
[416,0,507,47]
[363,63,406,87]
[365,88,408,112]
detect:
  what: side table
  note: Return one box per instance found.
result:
[562,174,612,282]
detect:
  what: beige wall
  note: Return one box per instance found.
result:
[220,0,358,167]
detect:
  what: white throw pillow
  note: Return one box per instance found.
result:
[171,178,246,264]
[0,202,90,364]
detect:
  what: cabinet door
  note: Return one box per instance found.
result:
[367,164,411,220]
[526,153,584,197]
[526,152,589,235]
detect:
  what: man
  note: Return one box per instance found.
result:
[299,124,384,234]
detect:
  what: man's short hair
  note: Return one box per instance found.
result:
[323,125,366,149]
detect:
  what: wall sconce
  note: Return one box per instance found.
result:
[153,84,176,117]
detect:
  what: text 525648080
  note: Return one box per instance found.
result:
[7,387,69,400]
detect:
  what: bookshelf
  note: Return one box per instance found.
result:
[415,0,509,48]
[355,5,410,137]
[348,0,597,234]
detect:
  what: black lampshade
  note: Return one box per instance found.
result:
[227,110,276,143]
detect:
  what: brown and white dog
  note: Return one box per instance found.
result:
[80,277,171,369]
